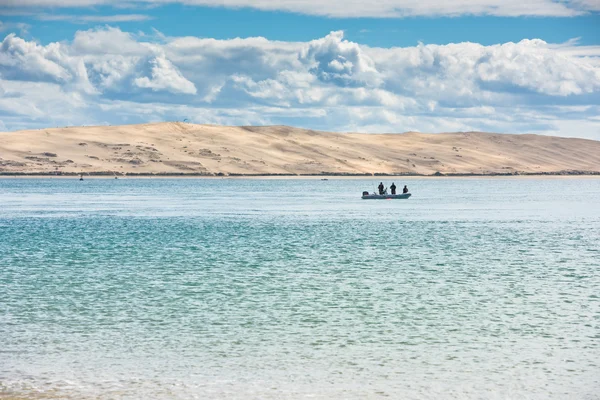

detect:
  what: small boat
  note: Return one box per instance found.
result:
[361,192,411,200]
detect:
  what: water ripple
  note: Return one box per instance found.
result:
[1,178,599,399]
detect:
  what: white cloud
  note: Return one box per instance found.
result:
[0,21,30,35]
[0,34,71,82]
[36,14,153,23]
[300,31,382,87]
[475,39,600,96]
[134,54,197,94]
[71,26,148,55]
[1,0,599,17]
[0,79,91,129]
[367,39,600,102]
[0,27,600,140]
[201,83,223,103]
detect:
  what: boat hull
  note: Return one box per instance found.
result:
[362,193,411,200]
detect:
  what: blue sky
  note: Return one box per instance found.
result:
[5,5,600,47]
[1,1,599,138]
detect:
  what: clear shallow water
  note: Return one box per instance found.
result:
[1,178,599,400]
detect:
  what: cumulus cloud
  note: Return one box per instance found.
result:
[0,33,71,82]
[367,39,600,105]
[1,0,599,18]
[300,31,382,87]
[71,26,148,55]
[1,27,600,139]
[476,39,600,96]
[134,55,197,94]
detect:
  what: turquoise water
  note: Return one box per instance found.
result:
[1,178,599,399]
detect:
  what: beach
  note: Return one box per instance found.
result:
[1,123,599,177]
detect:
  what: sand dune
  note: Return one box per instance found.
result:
[1,122,599,176]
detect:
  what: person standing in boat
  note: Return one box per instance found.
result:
[390,183,397,194]
[403,185,409,194]
[378,182,384,195]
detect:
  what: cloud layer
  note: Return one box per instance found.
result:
[0,27,599,138]
[2,0,600,18]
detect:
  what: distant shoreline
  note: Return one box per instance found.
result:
[2,123,600,177]
[2,171,599,179]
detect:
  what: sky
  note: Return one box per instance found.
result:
[1,1,599,139]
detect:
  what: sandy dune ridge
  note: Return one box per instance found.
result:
[1,122,599,176]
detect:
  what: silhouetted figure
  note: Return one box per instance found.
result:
[403,185,408,194]
[390,183,397,194]
[79,174,84,181]
[378,182,384,195]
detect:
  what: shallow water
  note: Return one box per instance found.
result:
[1,178,599,399]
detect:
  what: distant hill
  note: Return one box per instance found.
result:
[1,122,599,176]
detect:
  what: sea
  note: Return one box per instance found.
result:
[1,177,599,400]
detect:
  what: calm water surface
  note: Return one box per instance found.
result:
[1,178,599,399]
